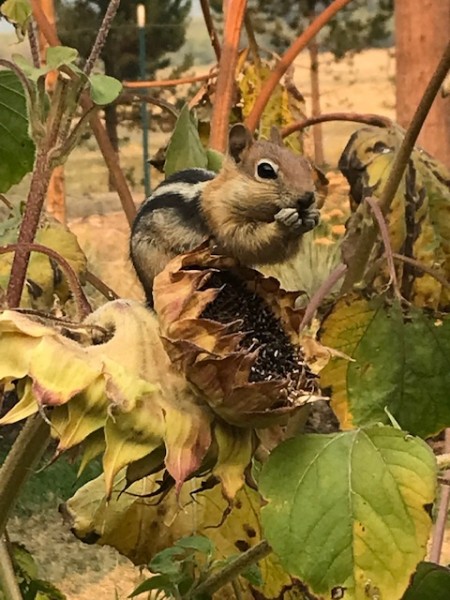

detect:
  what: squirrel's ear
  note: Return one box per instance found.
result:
[269,126,283,146]
[228,123,253,163]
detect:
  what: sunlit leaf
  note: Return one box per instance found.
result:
[260,427,436,600]
[175,535,214,556]
[0,0,31,37]
[46,46,79,69]
[0,70,35,192]
[164,105,208,176]
[89,74,122,105]
[129,575,175,598]
[320,295,450,437]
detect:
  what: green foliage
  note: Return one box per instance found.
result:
[165,105,223,175]
[0,70,35,193]
[0,542,66,600]
[130,535,214,598]
[259,426,436,600]
[402,562,450,600]
[130,534,262,599]
[320,297,450,437]
[88,73,123,105]
[0,0,31,38]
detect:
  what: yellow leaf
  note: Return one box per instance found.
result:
[213,422,253,501]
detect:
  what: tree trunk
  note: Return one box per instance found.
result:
[104,103,120,191]
[395,0,450,166]
[308,37,324,166]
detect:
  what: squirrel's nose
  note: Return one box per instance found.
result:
[297,191,315,209]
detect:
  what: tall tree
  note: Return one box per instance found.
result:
[395,0,450,167]
[56,0,191,169]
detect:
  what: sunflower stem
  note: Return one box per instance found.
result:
[0,416,50,536]
[193,540,272,597]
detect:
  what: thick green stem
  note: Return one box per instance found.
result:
[0,538,23,600]
[341,38,450,293]
[193,540,272,597]
[0,416,50,535]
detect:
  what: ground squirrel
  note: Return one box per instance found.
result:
[130,124,321,305]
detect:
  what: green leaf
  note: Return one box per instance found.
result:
[12,54,48,80]
[206,149,223,173]
[46,46,79,69]
[0,0,31,29]
[175,535,215,556]
[149,547,185,578]
[402,562,450,599]
[0,70,35,192]
[241,563,263,587]
[89,74,122,106]
[129,574,174,597]
[165,105,208,176]
[259,427,436,600]
[320,296,450,438]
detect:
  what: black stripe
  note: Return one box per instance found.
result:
[159,168,215,186]
[145,191,203,217]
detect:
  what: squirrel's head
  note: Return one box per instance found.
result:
[227,124,321,213]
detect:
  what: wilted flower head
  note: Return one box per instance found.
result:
[0,247,317,500]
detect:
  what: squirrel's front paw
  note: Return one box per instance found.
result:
[275,207,320,233]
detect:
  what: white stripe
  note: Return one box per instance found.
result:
[150,180,211,202]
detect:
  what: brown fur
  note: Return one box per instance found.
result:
[130,124,321,303]
[201,135,317,264]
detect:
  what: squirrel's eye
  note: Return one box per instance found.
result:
[256,160,278,180]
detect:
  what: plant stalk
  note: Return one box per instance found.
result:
[84,0,121,76]
[281,112,392,137]
[341,38,450,293]
[1,243,91,319]
[0,416,50,536]
[430,429,450,563]
[6,148,52,308]
[209,0,247,152]
[245,0,353,132]
[31,0,137,226]
[200,0,221,61]
[193,540,272,597]
[0,538,23,600]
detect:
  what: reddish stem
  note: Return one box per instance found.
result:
[123,72,217,89]
[281,112,392,138]
[299,263,348,331]
[365,196,401,300]
[200,0,221,61]
[430,429,450,563]
[209,0,247,152]
[245,0,353,132]
[31,0,137,227]
[6,148,52,308]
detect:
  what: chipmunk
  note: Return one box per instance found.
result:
[130,124,321,305]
